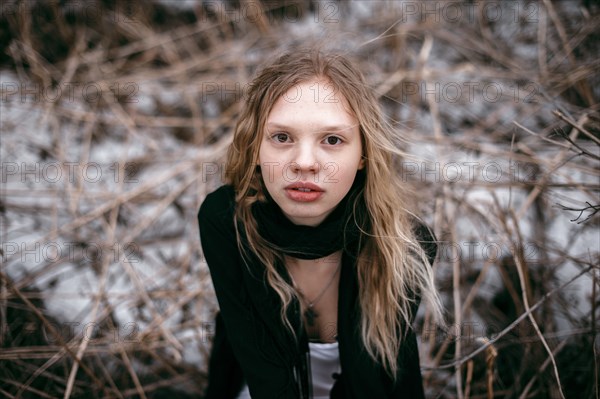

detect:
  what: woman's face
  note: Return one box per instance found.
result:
[258,78,364,227]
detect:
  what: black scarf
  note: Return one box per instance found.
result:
[252,171,367,260]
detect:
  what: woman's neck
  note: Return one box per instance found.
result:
[285,251,342,343]
[285,251,342,273]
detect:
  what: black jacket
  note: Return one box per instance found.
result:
[198,185,437,398]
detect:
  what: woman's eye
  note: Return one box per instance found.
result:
[272,133,290,143]
[324,136,342,145]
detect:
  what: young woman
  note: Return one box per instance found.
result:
[198,49,443,398]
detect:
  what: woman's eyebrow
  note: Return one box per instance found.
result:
[266,122,357,132]
[265,122,294,131]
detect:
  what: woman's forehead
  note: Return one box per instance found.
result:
[266,79,357,125]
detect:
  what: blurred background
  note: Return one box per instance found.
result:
[1,0,598,398]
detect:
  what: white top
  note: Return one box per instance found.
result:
[236,341,341,399]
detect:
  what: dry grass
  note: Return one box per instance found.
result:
[0,1,598,398]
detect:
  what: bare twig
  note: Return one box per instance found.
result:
[556,201,600,224]
[426,264,593,370]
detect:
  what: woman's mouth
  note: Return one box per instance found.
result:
[285,182,324,202]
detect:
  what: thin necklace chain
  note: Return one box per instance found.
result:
[288,262,341,326]
[300,264,340,307]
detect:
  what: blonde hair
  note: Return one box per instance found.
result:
[226,48,443,378]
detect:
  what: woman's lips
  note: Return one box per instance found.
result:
[284,182,324,202]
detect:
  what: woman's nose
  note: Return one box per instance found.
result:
[290,144,320,173]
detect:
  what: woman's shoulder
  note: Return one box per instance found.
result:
[198,184,236,226]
